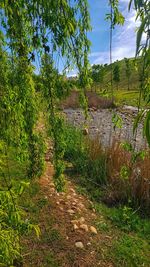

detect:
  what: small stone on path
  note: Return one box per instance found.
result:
[73,224,79,230]
[70,188,75,193]
[90,226,97,234]
[79,217,85,224]
[71,219,78,225]
[67,209,75,215]
[80,224,88,232]
[75,241,84,249]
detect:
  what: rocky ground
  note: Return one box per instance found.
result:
[63,106,147,150]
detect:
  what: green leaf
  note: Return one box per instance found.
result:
[133,110,145,134]
[136,16,147,55]
[129,0,133,10]
[144,110,150,146]
[121,142,133,152]
[19,181,30,196]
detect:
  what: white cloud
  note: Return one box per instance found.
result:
[91,44,135,65]
[90,6,141,65]
[66,69,78,77]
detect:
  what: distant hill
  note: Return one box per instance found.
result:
[91,57,143,92]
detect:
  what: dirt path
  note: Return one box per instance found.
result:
[23,157,114,267]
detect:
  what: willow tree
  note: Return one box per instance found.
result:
[0,0,91,265]
[0,0,91,181]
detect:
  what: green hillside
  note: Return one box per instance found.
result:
[92,57,142,92]
[90,57,147,107]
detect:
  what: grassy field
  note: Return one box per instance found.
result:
[95,89,147,107]
[113,90,140,106]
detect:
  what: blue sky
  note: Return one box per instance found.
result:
[0,0,139,76]
[68,0,139,76]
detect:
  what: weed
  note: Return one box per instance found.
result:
[102,205,150,241]
[95,221,110,232]
[42,228,63,244]
[45,252,61,267]
[37,198,48,208]
[76,185,87,196]
[107,206,141,232]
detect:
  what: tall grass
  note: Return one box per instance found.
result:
[106,140,150,212]
[64,123,150,215]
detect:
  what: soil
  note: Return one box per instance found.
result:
[60,91,114,109]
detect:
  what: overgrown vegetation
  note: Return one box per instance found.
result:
[0,0,150,266]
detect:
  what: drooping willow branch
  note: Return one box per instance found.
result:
[128,0,150,146]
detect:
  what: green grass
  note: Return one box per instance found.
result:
[84,189,150,266]
[97,89,147,107]
[114,90,140,106]
[111,234,150,267]
[94,202,150,241]
[45,252,61,267]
